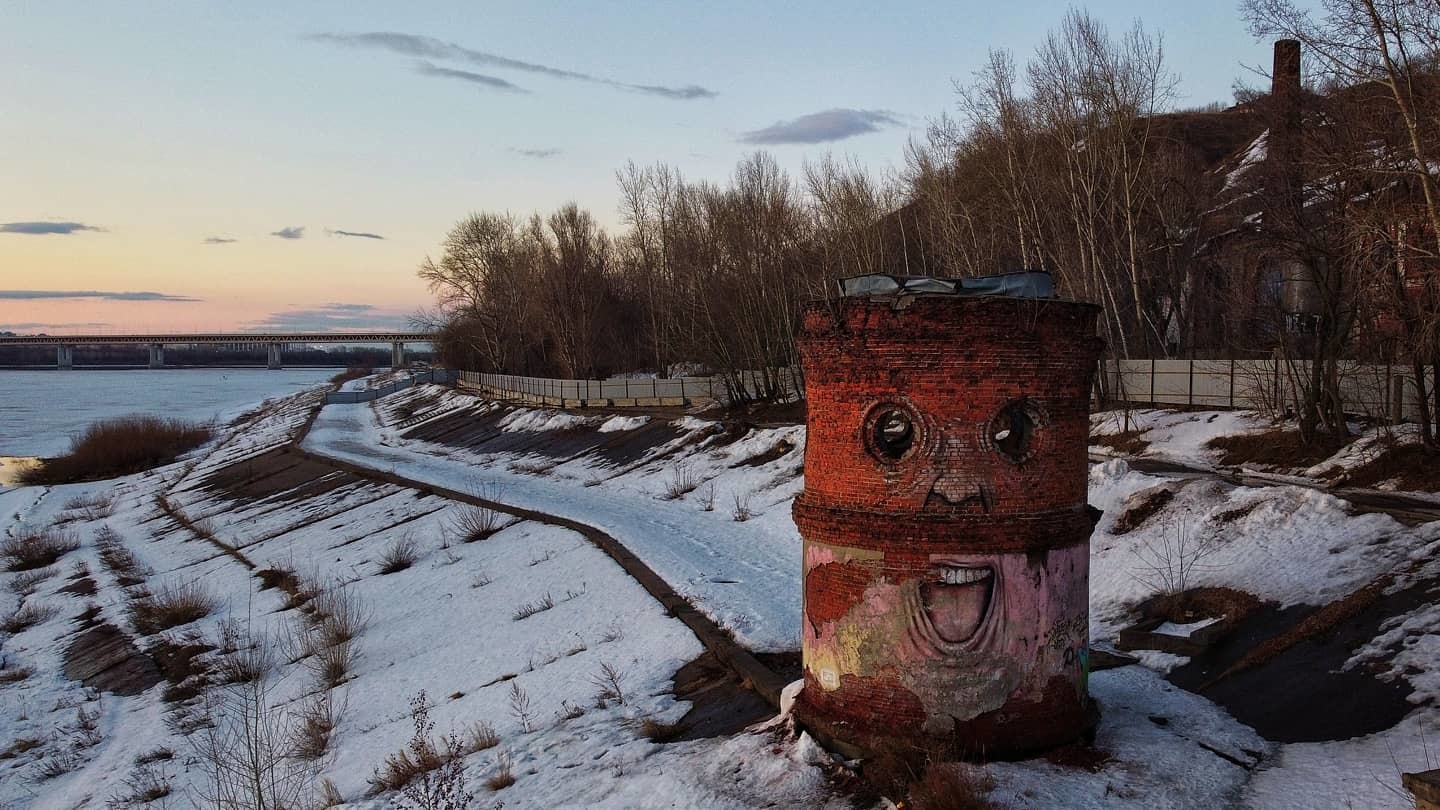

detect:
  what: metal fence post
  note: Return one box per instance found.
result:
[1150,358,1156,405]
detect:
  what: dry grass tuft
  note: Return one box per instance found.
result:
[126,581,216,635]
[330,365,373,385]
[21,415,212,484]
[7,566,58,596]
[450,503,506,543]
[375,536,420,575]
[663,463,701,500]
[1,530,80,572]
[511,593,555,621]
[1,602,60,634]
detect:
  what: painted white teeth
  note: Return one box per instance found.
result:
[939,567,992,585]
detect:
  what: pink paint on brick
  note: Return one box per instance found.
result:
[792,293,1104,757]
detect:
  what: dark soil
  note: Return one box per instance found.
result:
[1166,569,1438,742]
[733,439,797,468]
[63,622,162,696]
[1341,441,1440,491]
[1207,428,1347,469]
[666,651,782,740]
[1110,485,1177,535]
[1092,428,1151,455]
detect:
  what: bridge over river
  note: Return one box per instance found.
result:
[0,332,436,369]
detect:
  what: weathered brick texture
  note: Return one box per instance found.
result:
[793,294,1104,757]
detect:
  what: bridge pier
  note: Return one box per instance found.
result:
[267,342,283,370]
[391,341,406,370]
[56,345,73,370]
[148,343,165,369]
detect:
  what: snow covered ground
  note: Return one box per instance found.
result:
[2,381,1437,808]
[0,389,845,809]
[304,397,806,653]
[1091,407,1440,488]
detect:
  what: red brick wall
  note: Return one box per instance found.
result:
[793,295,1104,757]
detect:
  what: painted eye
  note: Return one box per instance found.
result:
[991,400,1041,462]
[871,408,916,460]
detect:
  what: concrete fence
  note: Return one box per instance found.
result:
[457,371,716,408]
[324,369,458,404]
[1101,358,1423,421]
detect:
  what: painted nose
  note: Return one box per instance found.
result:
[929,473,993,512]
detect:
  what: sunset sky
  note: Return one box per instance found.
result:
[2,1,1299,334]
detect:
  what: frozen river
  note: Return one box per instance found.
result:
[0,368,336,457]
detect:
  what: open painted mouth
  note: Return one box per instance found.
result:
[920,564,994,644]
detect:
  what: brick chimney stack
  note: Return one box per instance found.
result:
[1269,39,1303,202]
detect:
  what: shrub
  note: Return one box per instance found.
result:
[731,492,753,522]
[376,536,420,575]
[508,682,533,733]
[485,751,516,791]
[1,530,80,572]
[293,694,339,760]
[310,640,357,689]
[369,692,473,806]
[308,581,371,647]
[127,581,216,635]
[63,493,115,522]
[21,415,213,484]
[134,747,174,765]
[7,566,58,596]
[330,365,373,385]
[463,722,499,753]
[450,504,506,543]
[2,602,60,634]
[590,661,627,707]
[663,463,701,500]
[108,761,173,806]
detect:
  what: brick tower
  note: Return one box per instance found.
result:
[792,280,1103,757]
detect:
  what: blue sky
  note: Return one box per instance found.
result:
[0,1,1300,332]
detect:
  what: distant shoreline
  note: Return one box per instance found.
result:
[0,365,351,371]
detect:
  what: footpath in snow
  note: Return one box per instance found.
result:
[303,399,806,652]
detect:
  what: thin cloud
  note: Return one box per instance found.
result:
[0,321,111,332]
[738,108,904,145]
[328,228,386,240]
[203,236,237,244]
[246,302,413,332]
[0,221,104,235]
[271,226,306,240]
[510,147,561,159]
[308,31,717,99]
[417,61,527,93]
[0,290,201,302]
